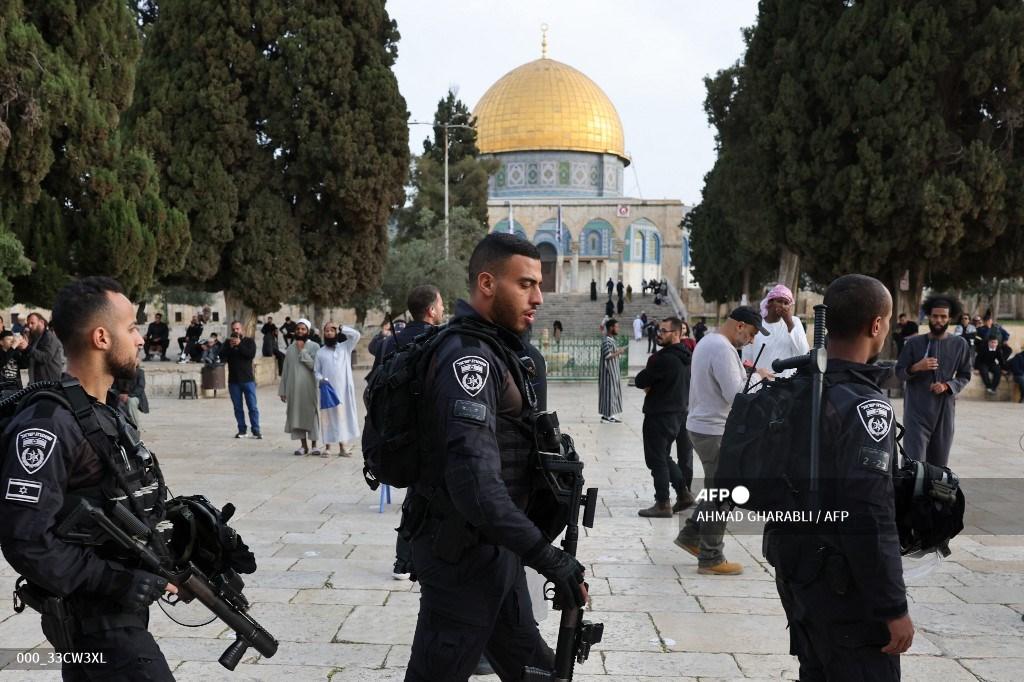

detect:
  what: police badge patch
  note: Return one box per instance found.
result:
[16,429,57,475]
[453,356,490,397]
[856,400,893,443]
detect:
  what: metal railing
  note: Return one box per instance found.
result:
[536,335,629,381]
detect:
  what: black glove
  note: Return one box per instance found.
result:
[100,569,167,611]
[524,541,586,608]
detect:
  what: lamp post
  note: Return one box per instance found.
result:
[410,120,475,260]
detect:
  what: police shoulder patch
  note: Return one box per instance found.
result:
[16,429,57,475]
[453,355,490,397]
[856,399,893,443]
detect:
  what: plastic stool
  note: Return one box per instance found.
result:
[178,379,198,400]
[378,484,392,513]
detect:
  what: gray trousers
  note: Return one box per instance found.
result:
[677,431,727,567]
[902,395,954,468]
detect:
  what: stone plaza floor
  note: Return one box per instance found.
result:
[1,368,1023,680]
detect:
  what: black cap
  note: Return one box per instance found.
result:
[729,306,770,336]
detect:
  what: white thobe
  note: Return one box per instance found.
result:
[314,326,362,444]
[741,317,810,377]
[632,318,644,341]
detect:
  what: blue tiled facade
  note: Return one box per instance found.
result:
[487,151,625,199]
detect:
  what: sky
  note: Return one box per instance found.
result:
[389,0,760,205]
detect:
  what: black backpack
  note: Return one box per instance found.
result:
[714,371,814,512]
[361,322,513,490]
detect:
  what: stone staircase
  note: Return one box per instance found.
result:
[531,292,678,338]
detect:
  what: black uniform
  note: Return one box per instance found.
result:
[0,377,173,681]
[634,343,692,503]
[764,360,906,681]
[405,301,554,681]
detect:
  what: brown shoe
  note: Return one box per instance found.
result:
[698,561,743,576]
[672,491,696,513]
[638,501,673,518]
[673,536,700,557]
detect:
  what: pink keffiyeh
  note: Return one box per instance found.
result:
[759,284,794,318]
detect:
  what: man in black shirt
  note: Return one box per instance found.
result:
[0,330,27,392]
[635,317,693,517]
[221,321,261,439]
[143,313,170,361]
[693,317,708,342]
[893,313,919,356]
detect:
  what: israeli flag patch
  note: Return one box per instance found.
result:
[5,478,42,504]
[16,429,57,475]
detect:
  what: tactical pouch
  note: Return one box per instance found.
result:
[397,494,428,542]
[13,578,77,652]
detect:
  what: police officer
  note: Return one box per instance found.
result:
[0,277,176,680]
[404,233,587,681]
[765,274,913,681]
[635,316,694,517]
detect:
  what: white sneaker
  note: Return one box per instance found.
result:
[392,571,411,581]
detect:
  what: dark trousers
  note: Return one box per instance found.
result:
[144,339,168,359]
[674,416,693,491]
[978,363,1001,391]
[775,577,900,682]
[406,538,553,681]
[1015,375,1024,402]
[647,336,656,353]
[62,611,173,681]
[642,413,686,502]
[228,381,260,435]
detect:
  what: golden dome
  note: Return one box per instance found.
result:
[474,58,628,163]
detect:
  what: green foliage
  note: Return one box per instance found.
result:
[127,0,409,314]
[692,0,1024,302]
[0,0,188,305]
[398,89,497,240]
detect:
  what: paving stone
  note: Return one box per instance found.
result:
[607,577,687,596]
[250,641,390,669]
[590,595,702,613]
[603,651,741,677]
[334,605,418,645]
[245,603,353,643]
[651,612,789,654]
[293,588,389,606]
[171,661,337,681]
[696,596,785,616]
[959,657,1024,681]
[901,655,990,680]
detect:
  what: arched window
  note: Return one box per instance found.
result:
[492,219,527,241]
[535,218,572,252]
[625,219,661,264]
[580,219,613,257]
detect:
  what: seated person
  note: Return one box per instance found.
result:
[1006,347,1024,404]
[177,314,204,362]
[975,336,1008,394]
[144,312,171,360]
[201,333,222,366]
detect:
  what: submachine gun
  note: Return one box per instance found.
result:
[56,497,278,670]
[523,412,603,682]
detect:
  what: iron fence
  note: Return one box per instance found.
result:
[536,335,629,381]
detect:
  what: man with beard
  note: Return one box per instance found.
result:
[674,306,770,576]
[635,317,694,517]
[25,312,65,383]
[142,313,170,361]
[895,295,972,467]
[279,319,321,455]
[765,274,911,681]
[742,284,809,378]
[404,233,584,681]
[314,321,362,457]
[0,277,181,680]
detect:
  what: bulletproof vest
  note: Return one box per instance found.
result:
[495,361,537,509]
[46,381,167,556]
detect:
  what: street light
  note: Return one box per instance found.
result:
[409,120,475,260]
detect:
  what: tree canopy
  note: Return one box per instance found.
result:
[127,0,409,316]
[690,0,1024,310]
[0,0,187,306]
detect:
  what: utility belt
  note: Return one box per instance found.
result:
[13,578,148,652]
[398,489,491,564]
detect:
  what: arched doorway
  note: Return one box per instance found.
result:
[537,242,558,292]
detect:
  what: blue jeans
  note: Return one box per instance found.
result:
[229,381,260,435]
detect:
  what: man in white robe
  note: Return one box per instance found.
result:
[315,321,362,456]
[279,318,321,455]
[741,284,809,379]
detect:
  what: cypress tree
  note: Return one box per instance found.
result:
[127,0,409,319]
[0,0,186,305]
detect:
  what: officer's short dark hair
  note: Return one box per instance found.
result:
[661,316,682,332]
[51,276,125,354]
[823,274,891,340]
[923,294,961,320]
[468,233,540,288]
[407,285,441,322]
